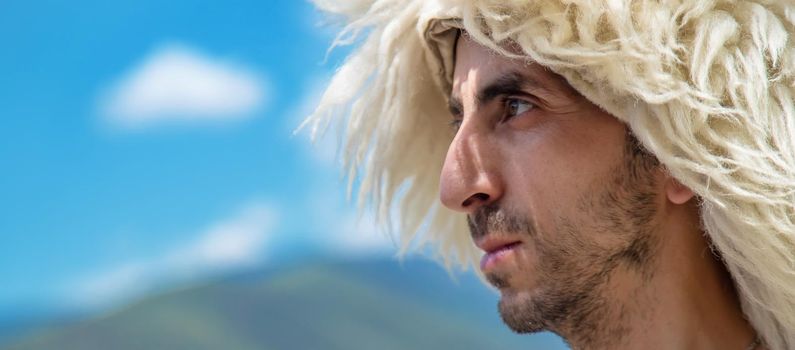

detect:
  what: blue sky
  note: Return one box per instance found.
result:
[0,0,394,314]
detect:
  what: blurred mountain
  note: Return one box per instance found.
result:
[1,258,568,350]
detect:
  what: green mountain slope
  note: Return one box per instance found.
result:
[2,258,568,350]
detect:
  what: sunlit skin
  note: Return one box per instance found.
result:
[439,34,763,350]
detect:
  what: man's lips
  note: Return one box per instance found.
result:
[476,237,522,271]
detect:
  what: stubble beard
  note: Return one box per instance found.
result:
[468,133,660,347]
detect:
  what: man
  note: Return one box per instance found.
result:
[303,1,795,349]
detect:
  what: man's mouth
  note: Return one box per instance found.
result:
[477,238,522,271]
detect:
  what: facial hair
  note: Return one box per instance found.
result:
[467,133,661,347]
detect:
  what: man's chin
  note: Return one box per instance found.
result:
[497,290,547,334]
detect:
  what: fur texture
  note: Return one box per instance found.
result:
[302,0,795,348]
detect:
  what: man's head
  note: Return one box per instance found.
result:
[442,34,693,341]
[305,1,795,348]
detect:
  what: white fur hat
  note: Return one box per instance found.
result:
[303,1,795,347]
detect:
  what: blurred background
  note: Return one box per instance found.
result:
[0,1,568,349]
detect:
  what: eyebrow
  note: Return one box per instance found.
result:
[448,70,544,117]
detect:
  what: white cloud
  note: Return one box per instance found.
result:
[330,211,395,255]
[167,204,272,268]
[99,43,267,128]
[302,183,394,258]
[71,202,275,307]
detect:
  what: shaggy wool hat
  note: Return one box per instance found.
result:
[303,0,795,348]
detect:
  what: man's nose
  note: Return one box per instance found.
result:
[439,126,503,214]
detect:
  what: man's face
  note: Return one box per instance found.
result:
[440,35,664,335]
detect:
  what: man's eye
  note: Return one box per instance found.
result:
[505,98,534,119]
[449,118,462,132]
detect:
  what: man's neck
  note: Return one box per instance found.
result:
[560,201,761,350]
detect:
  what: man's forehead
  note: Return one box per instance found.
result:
[449,35,568,105]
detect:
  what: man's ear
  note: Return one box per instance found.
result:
[665,177,695,204]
